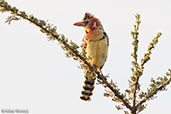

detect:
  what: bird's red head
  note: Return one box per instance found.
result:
[74,13,102,31]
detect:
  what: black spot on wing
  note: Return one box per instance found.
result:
[103,32,109,46]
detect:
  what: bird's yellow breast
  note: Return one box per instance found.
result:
[86,37,108,69]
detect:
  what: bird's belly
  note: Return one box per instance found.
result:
[86,39,108,68]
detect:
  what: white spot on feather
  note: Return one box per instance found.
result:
[93,22,97,28]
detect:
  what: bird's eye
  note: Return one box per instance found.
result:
[84,21,89,25]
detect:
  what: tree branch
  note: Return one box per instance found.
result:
[97,72,132,110]
[131,14,141,108]
[137,70,171,108]
[137,85,164,107]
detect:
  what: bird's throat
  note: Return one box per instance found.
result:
[85,29,103,41]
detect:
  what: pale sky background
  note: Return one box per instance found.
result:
[0,0,171,114]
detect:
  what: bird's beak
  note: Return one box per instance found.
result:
[73,21,85,27]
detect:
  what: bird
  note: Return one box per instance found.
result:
[73,13,109,101]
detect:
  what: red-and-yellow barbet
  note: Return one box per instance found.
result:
[74,13,109,101]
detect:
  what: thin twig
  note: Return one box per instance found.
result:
[137,85,164,107]
[137,77,171,108]
[131,14,141,109]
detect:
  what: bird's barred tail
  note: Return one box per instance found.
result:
[80,77,95,101]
